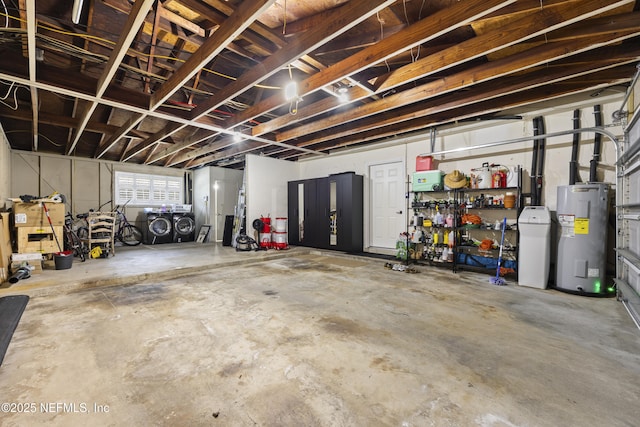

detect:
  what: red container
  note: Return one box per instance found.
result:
[416,155,434,171]
[261,217,271,233]
[492,170,507,188]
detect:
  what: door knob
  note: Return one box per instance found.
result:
[396,210,403,214]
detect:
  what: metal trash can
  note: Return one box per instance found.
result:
[518,206,551,289]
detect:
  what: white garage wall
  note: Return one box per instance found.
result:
[245,154,299,231]
[418,104,622,210]
[283,96,625,250]
[193,166,243,242]
[0,124,11,211]
[10,150,190,229]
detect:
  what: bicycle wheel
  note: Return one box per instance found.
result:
[67,230,87,262]
[119,224,143,246]
[76,227,89,241]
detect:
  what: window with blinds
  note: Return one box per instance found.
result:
[115,171,184,206]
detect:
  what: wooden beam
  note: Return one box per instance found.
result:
[71,0,154,156]
[374,0,635,92]
[99,0,277,160]
[189,0,397,121]
[150,0,277,109]
[294,55,640,149]
[296,69,635,156]
[144,1,163,94]
[224,0,517,130]
[275,23,640,143]
[148,0,397,165]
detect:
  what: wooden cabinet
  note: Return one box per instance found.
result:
[288,173,363,252]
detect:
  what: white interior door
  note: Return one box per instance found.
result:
[370,161,405,249]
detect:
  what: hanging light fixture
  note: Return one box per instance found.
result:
[284,64,298,101]
[284,80,298,101]
[337,86,349,103]
[284,64,301,115]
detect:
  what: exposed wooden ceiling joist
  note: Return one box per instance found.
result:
[0,0,637,169]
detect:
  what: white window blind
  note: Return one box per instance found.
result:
[115,171,184,206]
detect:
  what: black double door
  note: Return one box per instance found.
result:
[288,173,363,252]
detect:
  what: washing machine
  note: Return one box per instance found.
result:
[146,212,173,244]
[172,212,196,242]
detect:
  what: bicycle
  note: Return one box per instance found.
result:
[113,201,143,246]
[63,212,88,261]
[74,200,143,247]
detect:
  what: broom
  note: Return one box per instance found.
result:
[42,201,63,253]
[490,217,507,286]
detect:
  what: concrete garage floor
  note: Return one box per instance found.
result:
[0,243,639,426]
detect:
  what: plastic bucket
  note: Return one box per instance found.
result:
[272,231,288,249]
[275,217,287,232]
[54,250,73,270]
[259,233,271,248]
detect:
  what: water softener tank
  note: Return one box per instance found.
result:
[555,183,609,295]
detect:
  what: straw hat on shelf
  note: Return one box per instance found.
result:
[444,170,468,189]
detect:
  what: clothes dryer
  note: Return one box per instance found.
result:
[172,212,196,242]
[146,212,173,244]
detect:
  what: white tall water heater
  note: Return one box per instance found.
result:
[555,183,610,295]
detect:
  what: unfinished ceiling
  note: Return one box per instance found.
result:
[0,0,639,170]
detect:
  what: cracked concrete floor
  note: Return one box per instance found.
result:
[1,252,639,426]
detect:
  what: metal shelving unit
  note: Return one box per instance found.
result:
[405,167,522,276]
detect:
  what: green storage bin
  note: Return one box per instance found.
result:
[412,170,444,191]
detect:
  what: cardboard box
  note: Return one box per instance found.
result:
[412,170,444,192]
[16,226,63,254]
[13,202,65,227]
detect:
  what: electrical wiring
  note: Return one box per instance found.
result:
[0,79,15,99]
[376,11,390,74]
[0,79,29,110]
[0,10,281,90]
[1,0,8,28]
[4,129,63,147]
[0,7,289,123]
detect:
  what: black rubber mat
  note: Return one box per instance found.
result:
[0,295,29,366]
